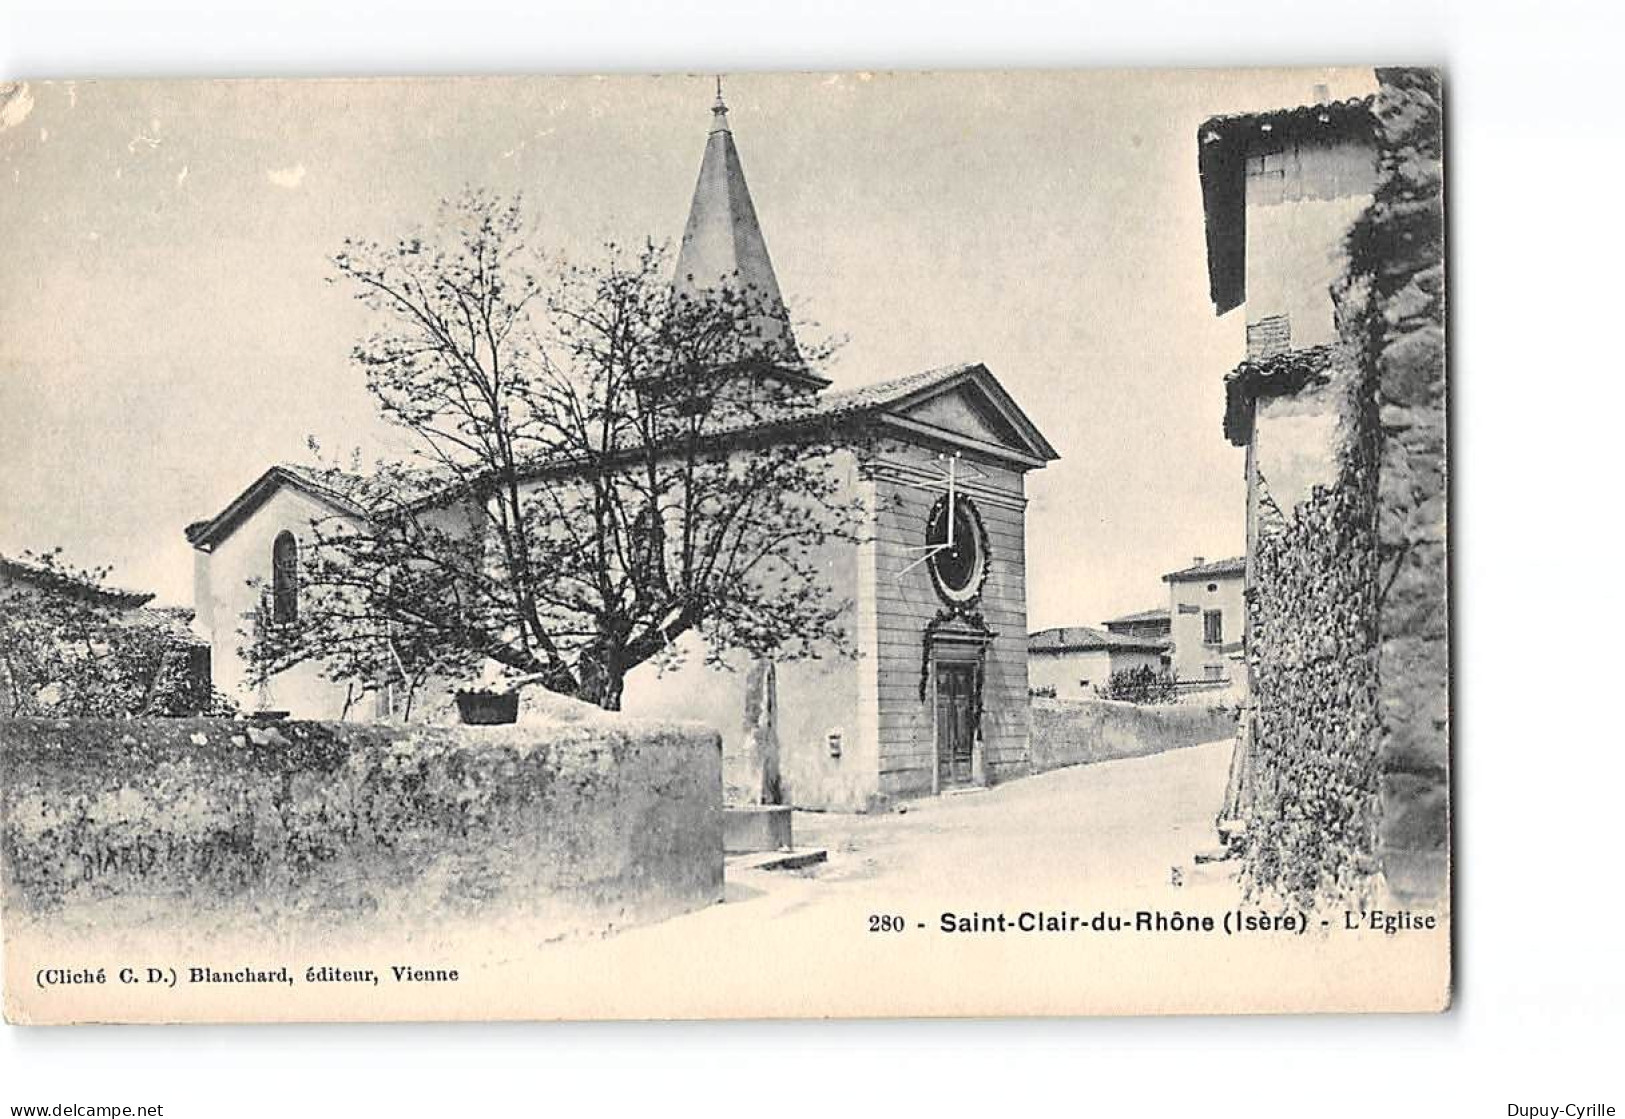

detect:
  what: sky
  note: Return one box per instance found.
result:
[0,67,1376,629]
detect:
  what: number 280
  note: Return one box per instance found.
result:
[868,914,905,932]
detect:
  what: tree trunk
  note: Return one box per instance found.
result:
[575,649,625,711]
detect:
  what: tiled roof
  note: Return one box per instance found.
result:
[0,553,154,608]
[1198,96,1377,315]
[185,464,368,548]
[686,363,981,445]
[1161,556,1246,582]
[1223,345,1336,446]
[127,605,207,646]
[1198,96,1378,150]
[272,462,379,508]
[1028,625,1170,654]
[275,461,366,494]
[816,363,976,415]
[514,361,1055,479]
[1103,606,1169,626]
[187,362,1057,549]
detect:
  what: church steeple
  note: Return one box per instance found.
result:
[674,78,822,388]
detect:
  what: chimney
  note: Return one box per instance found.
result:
[1192,556,1205,566]
[1312,82,1330,104]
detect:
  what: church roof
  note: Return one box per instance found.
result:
[673,83,825,390]
[818,364,976,415]
[184,463,367,550]
[185,364,1058,551]
[695,361,1061,467]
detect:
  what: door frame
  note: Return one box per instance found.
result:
[929,636,988,794]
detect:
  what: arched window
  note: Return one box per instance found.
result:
[628,504,666,587]
[272,531,299,624]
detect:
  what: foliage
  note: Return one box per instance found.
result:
[246,191,865,712]
[0,549,229,718]
[1240,462,1381,912]
[1342,67,1445,376]
[1097,665,1176,705]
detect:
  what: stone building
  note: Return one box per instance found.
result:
[186,89,1059,811]
[1197,73,1447,906]
[1161,555,1245,684]
[1027,625,1167,700]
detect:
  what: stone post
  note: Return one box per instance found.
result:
[724,656,781,806]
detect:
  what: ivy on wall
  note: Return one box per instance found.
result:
[1241,397,1382,909]
[1238,67,1446,909]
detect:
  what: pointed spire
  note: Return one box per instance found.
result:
[674,77,812,379]
[712,75,729,131]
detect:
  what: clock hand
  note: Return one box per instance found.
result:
[897,543,948,578]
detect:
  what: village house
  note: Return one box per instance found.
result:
[1196,73,1449,906]
[1027,625,1167,700]
[1161,555,1245,684]
[1198,94,1381,841]
[1200,97,1378,571]
[1101,606,1170,643]
[185,89,1059,812]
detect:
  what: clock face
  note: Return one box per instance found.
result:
[926,495,987,603]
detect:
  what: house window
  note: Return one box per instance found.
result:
[1203,609,1223,645]
[1204,665,1225,681]
[1245,146,1288,206]
[272,531,299,624]
[1245,147,1286,181]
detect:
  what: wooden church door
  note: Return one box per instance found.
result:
[935,661,978,789]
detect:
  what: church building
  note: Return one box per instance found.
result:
[186,88,1059,811]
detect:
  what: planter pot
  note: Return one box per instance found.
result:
[455,690,519,725]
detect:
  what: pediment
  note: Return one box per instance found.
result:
[900,388,1026,448]
[877,365,1059,467]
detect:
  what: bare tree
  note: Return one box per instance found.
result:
[247,191,864,712]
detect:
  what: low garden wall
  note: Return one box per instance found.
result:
[1029,698,1236,773]
[0,714,723,943]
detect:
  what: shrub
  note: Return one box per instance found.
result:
[1098,665,1176,705]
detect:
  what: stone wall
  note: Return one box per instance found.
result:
[1354,70,1449,904]
[1237,69,1447,909]
[1030,698,1236,773]
[1027,647,1164,701]
[1,714,723,942]
[1242,368,1383,907]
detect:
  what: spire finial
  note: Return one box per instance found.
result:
[709,75,730,133]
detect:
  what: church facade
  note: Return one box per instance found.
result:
[186,91,1057,811]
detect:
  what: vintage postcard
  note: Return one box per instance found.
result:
[0,67,1448,1023]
